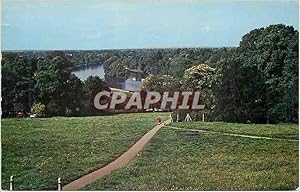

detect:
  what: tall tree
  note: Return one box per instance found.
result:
[182,64,216,110]
[1,55,37,116]
[34,55,80,116]
[214,24,298,123]
[83,76,109,115]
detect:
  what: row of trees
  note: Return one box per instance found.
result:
[2,48,228,117]
[3,48,229,77]
[142,24,298,123]
[2,24,298,123]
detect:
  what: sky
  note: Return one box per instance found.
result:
[1,0,299,50]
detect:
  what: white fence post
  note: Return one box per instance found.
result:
[184,113,192,122]
[57,177,61,191]
[176,113,179,122]
[202,113,205,122]
[9,176,13,191]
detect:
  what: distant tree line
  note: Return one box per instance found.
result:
[1,24,298,123]
[1,47,228,117]
[3,47,230,78]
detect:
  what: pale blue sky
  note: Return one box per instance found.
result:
[1,0,299,50]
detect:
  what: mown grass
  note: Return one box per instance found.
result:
[171,121,298,139]
[84,122,298,190]
[1,112,169,190]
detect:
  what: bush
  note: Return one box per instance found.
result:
[31,103,46,117]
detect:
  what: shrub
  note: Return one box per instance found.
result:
[31,103,46,117]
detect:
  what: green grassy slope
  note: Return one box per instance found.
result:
[1,112,169,190]
[84,122,298,190]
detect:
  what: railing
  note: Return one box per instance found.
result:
[170,113,205,123]
[8,176,62,191]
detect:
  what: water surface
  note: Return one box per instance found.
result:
[71,64,142,91]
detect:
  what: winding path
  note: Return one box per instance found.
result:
[167,125,298,142]
[63,119,171,190]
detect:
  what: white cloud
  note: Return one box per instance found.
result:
[200,25,212,32]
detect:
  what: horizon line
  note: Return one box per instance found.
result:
[1,46,236,52]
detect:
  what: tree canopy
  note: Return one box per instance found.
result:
[142,75,181,93]
[213,24,298,123]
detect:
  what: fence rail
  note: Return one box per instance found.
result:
[8,176,62,191]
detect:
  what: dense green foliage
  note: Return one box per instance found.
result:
[1,48,226,117]
[1,112,170,190]
[1,54,108,117]
[182,64,216,110]
[213,24,298,123]
[35,56,83,116]
[82,76,109,115]
[1,54,37,116]
[105,59,128,78]
[84,122,298,190]
[182,64,215,91]
[142,75,181,92]
[2,48,228,76]
[1,24,298,123]
[169,55,193,77]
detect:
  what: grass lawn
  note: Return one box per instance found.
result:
[84,121,298,190]
[1,112,169,190]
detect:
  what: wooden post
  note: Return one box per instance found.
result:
[170,114,173,123]
[176,113,179,122]
[202,113,205,122]
[9,176,13,191]
[57,177,61,191]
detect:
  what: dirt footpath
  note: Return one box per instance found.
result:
[63,119,171,190]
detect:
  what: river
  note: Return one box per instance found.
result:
[71,64,142,91]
